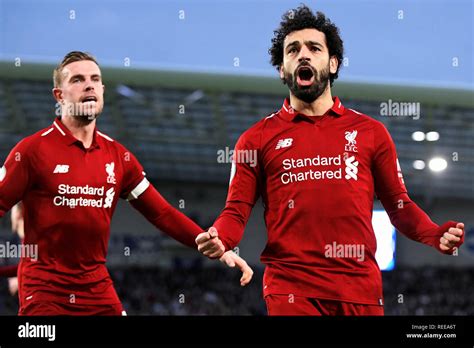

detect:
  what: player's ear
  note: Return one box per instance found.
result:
[279,65,285,80]
[52,88,63,103]
[329,56,338,74]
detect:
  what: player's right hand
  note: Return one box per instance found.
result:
[439,222,464,251]
[195,226,225,258]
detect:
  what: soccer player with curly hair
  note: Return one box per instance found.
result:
[196,5,465,316]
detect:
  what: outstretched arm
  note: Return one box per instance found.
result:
[129,182,223,250]
[121,147,254,283]
[378,192,464,254]
[128,182,253,284]
[372,122,464,254]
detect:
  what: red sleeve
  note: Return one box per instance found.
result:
[0,264,18,278]
[372,122,463,254]
[0,139,32,218]
[214,128,261,250]
[129,184,203,249]
[214,202,253,251]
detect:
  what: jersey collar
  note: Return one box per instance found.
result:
[279,96,345,122]
[53,117,100,150]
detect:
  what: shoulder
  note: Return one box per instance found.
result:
[96,130,126,153]
[96,130,115,143]
[97,131,142,167]
[236,111,280,148]
[344,107,389,132]
[343,108,394,152]
[1,126,56,166]
[13,125,55,152]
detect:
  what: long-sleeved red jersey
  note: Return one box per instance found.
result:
[214,97,461,305]
[0,117,202,309]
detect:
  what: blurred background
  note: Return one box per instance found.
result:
[0,0,473,315]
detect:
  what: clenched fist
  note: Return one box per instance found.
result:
[195,226,225,258]
[439,222,464,251]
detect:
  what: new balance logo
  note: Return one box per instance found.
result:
[53,165,69,174]
[345,156,359,180]
[275,138,293,150]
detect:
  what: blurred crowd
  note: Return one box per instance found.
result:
[382,267,474,315]
[113,261,265,315]
[1,265,473,315]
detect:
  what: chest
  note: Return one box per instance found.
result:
[262,120,375,174]
[31,145,123,195]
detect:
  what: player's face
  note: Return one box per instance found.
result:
[55,60,105,121]
[280,28,338,103]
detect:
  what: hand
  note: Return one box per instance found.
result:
[439,222,464,251]
[195,227,225,258]
[8,277,18,296]
[219,251,254,286]
[11,203,22,232]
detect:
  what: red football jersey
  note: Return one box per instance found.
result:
[215,97,458,305]
[0,117,147,306]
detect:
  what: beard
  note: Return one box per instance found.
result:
[282,62,330,104]
[72,114,98,125]
[73,113,100,124]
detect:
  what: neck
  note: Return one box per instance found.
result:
[60,115,96,148]
[289,86,334,116]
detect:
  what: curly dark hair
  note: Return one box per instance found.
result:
[269,5,344,86]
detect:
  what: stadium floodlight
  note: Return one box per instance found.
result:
[411,131,425,141]
[428,157,448,172]
[413,160,425,170]
[426,131,440,141]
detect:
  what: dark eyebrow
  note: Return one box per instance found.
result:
[285,41,301,50]
[285,40,324,50]
[305,40,323,48]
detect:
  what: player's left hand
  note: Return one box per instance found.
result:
[219,251,254,286]
[439,222,464,251]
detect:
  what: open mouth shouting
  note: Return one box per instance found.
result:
[295,65,315,87]
[81,95,98,104]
